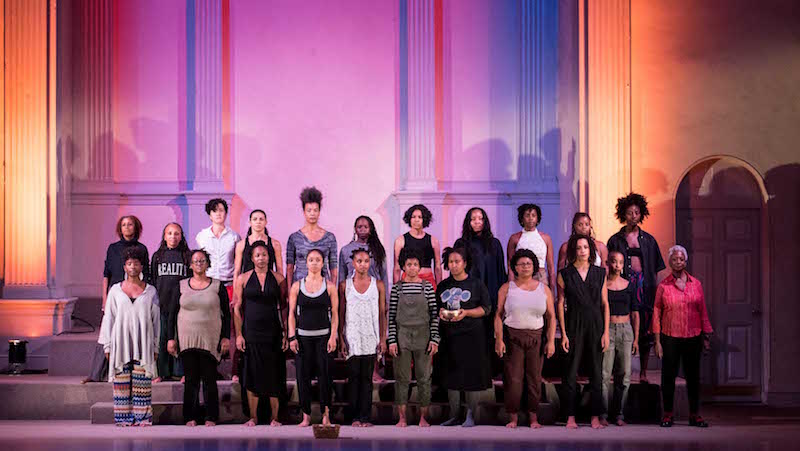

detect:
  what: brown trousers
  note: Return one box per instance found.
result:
[503,326,544,413]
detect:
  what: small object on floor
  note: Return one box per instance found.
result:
[689,415,709,428]
[661,414,674,428]
[312,424,340,439]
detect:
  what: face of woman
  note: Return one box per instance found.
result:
[403,258,421,278]
[164,224,182,249]
[410,210,424,230]
[306,251,324,274]
[522,209,539,230]
[209,204,227,225]
[574,216,592,235]
[609,252,624,275]
[625,205,641,227]
[353,251,371,275]
[124,258,143,279]
[576,238,591,262]
[448,252,466,277]
[304,203,320,225]
[250,212,267,233]
[470,209,484,234]
[120,218,136,240]
[514,257,535,279]
[191,252,208,276]
[669,252,687,273]
[355,218,371,241]
[252,246,270,269]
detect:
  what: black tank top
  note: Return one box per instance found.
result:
[296,278,332,333]
[608,284,634,317]
[242,271,282,343]
[559,265,606,334]
[403,232,434,268]
[241,235,276,273]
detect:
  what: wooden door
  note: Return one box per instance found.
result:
[676,159,763,401]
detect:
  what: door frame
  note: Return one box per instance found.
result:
[673,155,770,403]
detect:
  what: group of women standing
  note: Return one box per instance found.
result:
[97,189,713,430]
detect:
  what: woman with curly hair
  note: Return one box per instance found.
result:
[286,187,338,284]
[393,204,442,288]
[607,192,666,383]
[98,246,160,426]
[507,204,555,288]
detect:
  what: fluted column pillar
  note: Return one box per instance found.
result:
[579,0,631,240]
[1,0,75,337]
[73,0,113,183]
[518,0,559,190]
[188,0,224,190]
[399,0,438,191]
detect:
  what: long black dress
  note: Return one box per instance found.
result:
[242,271,284,398]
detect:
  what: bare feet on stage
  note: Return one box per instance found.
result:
[600,417,609,427]
[244,418,257,427]
[505,413,518,429]
[591,416,606,429]
[395,418,407,428]
[322,412,332,427]
[361,422,374,427]
[185,420,197,427]
[566,416,579,429]
[530,413,542,429]
[418,417,430,428]
[298,414,312,427]
[152,377,162,383]
[270,419,282,427]
[616,418,627,426]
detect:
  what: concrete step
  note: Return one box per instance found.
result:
[47,332,100,377]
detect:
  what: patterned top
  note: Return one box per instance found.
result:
[652,272,713,338]
[344,276,381,358]
[286,230,338,283]
[387,281,440,345]
[516,229,548,271]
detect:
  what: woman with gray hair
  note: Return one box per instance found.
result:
[653,245,713,428]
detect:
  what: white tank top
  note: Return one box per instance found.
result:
[503,281,547,330]
[516,229,548,271]
[344,276,380,358]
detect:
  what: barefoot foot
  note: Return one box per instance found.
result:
[298,414,312,427]
[591,417,605,429]
[270,419,282,427]
[418,417,430,428]
[396,418,407,428]
[186,420,197,427]
[566,417,579,429]
[600,417,609,427]
[244,418,257,427]
[205,421,216,427]
[616,418,627,427]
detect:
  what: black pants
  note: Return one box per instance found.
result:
[181,349,219,422]
[296,334,333,416]
[661,334,702,414]
[347,354,375,423]
[563,318,603,417]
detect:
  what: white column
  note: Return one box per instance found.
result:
[518,0,559,188]
[193,0,223,187]
[579,0,631,240]
[1,0,75,336]
[402,0,437,191]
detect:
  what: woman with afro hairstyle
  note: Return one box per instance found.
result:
[606,192,666,384]
[286,187,339,284]
[393,204,442,288]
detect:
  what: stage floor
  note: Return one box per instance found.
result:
[1,421,799,451]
